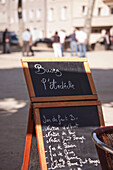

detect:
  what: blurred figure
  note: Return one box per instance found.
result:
[2,28,11,53]
[58,30,66,56]
[28,29,34,56]
[104,30,111,50]
[22,28,31,56]
[70,30,78,56]
[76,29,87,58]
[52,31,62,57]
[110,27,113,50]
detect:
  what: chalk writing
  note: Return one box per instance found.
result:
[41,78,75,91]
[28,62,93,98]
[42,113,100,170]
[34,64,62,77]
[39,106,101,170]
[42,114,78,126]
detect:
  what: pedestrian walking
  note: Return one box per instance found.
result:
[76,29,87,58]
[2,28,11,53]
[28,29,34,56]
[70,30,78,56]
[52,31,62,57]
[58,30,66,56]
[22,28,31,56]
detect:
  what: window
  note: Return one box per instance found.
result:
[92,28,102,33]
[98,7,101,16]
[1,0,6,4]
[103,7,109,16]
[10,17,14,24]
[0,12,6,23]
[22,10,26,22]
[37,30,43,39]
[101,7,109,16]
[61,6,67,20]
[36,9,41,21]
[110,8,113,14]
[82,6,87,15]
[48,8,53,21]
[1,12,7,22]
[15,11,18,23]
[39,30,43,38]
[29,9,34,22]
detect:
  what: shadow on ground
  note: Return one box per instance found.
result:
[0,44,54,55]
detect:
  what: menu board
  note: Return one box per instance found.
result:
[21,58,97,102]
[33,101,104,170]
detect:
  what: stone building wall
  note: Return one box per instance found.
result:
[0,0,113,43]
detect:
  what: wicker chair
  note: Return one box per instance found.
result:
[92,126,113,170]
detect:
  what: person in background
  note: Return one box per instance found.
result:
[52,31,62,57]
[58,30,66,56]
[110,27,113,50]
[76,29,87,58]
[104,30,111,50]
[28,29,34,56]
[22,28,31,56]
[70,30,78,56]
[2,28,11,53]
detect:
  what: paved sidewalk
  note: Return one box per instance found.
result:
[0,49,113,169]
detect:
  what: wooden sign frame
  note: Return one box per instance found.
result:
[33,101,105,170]
[21,57,98,102]
[21,104,33,170]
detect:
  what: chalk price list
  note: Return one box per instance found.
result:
[41,113,100,170]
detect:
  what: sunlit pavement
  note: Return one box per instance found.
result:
[0,48,113,169]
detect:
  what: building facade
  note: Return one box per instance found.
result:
[0,0,113,43]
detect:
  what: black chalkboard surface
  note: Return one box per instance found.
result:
[28,62,92,97]
[21,58,97,102]
[34,101,104,170]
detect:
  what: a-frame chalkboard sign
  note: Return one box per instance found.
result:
[21,57,104,170]
[21,57,97,102]
[33,101,104,170]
